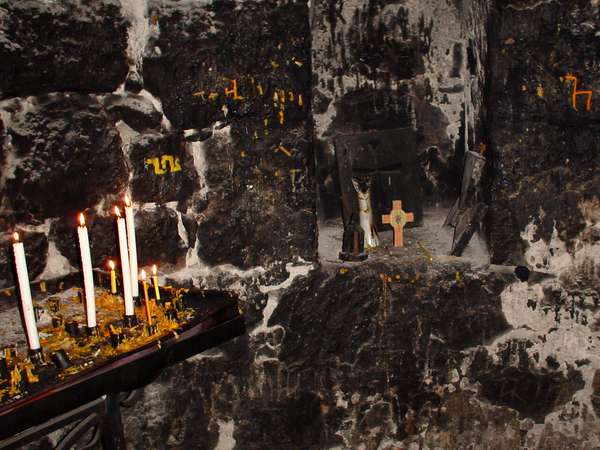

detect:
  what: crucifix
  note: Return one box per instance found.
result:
[382,200,414,247]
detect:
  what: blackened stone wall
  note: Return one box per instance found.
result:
[2,1,600,450]
[0,0,316,286]
[486,0,600,265]
[0,1,128,99]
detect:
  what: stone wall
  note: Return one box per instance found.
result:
[486,0,600,268]
[1,0,599,449]
[0,0,316,288]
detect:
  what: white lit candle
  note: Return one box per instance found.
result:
[77,213,97,328]
[12,233,41,351]
[115,206,135,317]
[152,264,160,301]
[124,196,139,299]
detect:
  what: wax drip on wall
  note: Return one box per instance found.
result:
[188,140,210,200]
[119,0,152,73]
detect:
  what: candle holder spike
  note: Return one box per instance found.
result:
[0,358,9,379]
[28,348,45,366]
[52,316,64,328]
[109,330,124,348]
[122,314,138,328]
[51,350,71,370]
[85,326,100,337]
[165,308,178,321]
[65,319,79,337]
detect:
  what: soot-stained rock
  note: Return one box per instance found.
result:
[122,257,515,450]
[130,132,196,204]
[1,94,128,221]
[49,212,117,269]
[275,261,508,363]
[122,360,216,449]
[135,206,188,266]
[139,0,316,269]
[470,345,585,423]
[196,190,316,269]
[0,1,128,99]
[0,230,48,288]
[344,5,425,82]
[487,1,600,264]
[328,87,413,134]
[143,0,311,130]
[234,392,324,450]
[187,118,315,269]
[124,71,144,94]
[103,94,162,132]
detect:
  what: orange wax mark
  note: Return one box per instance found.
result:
[275,144,292,157]
[564,74,593,111]
[224,79,244,101]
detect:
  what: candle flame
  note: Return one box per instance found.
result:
[114,206,121,217]
[12,232,19,242]
[124,195,131,207]
[140,269,146,281]
[78,213,86,227]
[152,264,157,275]
[108,260,115,270]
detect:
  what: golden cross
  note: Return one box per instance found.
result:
[382,200,414,247]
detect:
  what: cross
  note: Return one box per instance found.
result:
[382,200,414,247]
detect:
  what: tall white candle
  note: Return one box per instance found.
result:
[124,196,139,298]
[115,207,135,317]
[12,233,41,351]
[77,213,97,328]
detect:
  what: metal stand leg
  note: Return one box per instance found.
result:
[100,393,127,450]
[0,394,128,450]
